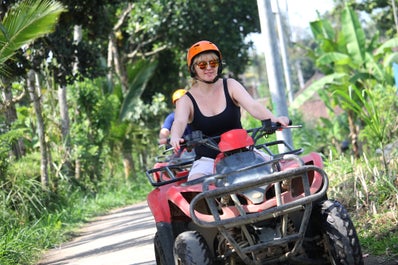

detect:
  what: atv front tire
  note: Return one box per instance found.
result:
[320,200,364,265]
[174,231,212,265]
[154,222,175,265]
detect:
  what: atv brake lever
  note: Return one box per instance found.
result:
[281,124,303,129]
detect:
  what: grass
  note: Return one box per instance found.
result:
[0,173,152,265]
[358,211,398,256]
[324,152,398,257]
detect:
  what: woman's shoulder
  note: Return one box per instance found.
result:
[225,78,244,91]
[224,77,242,85]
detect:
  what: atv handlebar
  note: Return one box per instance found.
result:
[180,119,302,154]
[248,119,301,142]
[148,120,303,186]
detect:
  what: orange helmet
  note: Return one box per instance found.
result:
[172,89,187,104]
[187,40,222,77]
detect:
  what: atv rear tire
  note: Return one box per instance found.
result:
[320,200,364,265]
[174,231,212,265]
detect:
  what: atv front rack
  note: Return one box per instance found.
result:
[189,154,328,264]
[145,159,193,187]
[190,164,328,226]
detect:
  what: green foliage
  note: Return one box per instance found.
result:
[292,3,398,159]
[107,58,168,176]
[290,73,346,109]
[0,0,65,67]
[325,152,398,256]
[335,85,397,149]
[287,112,328,154]
[68,78,119,184]
[115,92,168,170]
[351,0,397,39]
[120,59,159,121]
[0,170,151,265]
[132,0,260,100]
[0,128,27,177]
[290,8,398,256]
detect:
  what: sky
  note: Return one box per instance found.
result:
[280,0,335,29]
[250,0,335,52]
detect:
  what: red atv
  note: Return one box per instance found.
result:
[146,120,363,265]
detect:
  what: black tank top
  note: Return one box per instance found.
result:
[186,78,242,159]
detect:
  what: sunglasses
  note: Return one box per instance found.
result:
[195,59,220,70]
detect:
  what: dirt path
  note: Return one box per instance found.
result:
[37,201,397,265]
[37,202,156,265]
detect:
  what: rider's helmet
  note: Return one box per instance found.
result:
[172,89,187,104]
[218,129,254,152]
[187,40,223,77]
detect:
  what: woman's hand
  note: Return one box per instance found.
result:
[158,138,167,145]
[274,116,290,127]
[169,136,185,152]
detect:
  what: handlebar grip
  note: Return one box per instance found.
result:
[275,119,292,127]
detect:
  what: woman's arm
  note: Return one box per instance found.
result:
[170,96,192,150]
[228,79,290,125]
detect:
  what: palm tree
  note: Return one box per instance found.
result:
[0,0,65,186]
[0,0,65,69]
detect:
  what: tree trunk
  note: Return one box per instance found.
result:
[295,61,305,89]
[107,3,133,93]
[1,78,26,158]
[72,24,83,179]
[122,138,135,180]
[58,84,72,176]
[140,149,147,172]
[75,159,81,180]
[347,110,361,158]
[27,70,49,187]
[73,25,82,75]
[108,32,128,93]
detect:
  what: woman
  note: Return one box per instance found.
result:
[170,40,289,180]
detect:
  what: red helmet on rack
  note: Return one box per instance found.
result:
[218,129,254,152]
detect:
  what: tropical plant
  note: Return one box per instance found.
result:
[349,0,398,39]
[67,78,119,185]
[108,59,168,179]
[0,0,65,69]
[292,3,398,158]
[0,0,65,187]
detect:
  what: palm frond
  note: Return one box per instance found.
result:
[0,0,66,65]
[119,59,158,121]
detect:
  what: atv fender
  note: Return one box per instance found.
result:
[301,152,323,168]
[147,187,173,223]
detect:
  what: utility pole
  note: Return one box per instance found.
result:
[274,0,294,104]
[256,0,293,148]
[392,0,398,35]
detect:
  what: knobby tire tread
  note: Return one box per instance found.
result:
[321,200,364,265]
[174,231,212,265]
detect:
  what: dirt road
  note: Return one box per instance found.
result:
[37,201,397,265]
[37,202,156,265]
